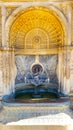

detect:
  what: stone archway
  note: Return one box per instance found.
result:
[5,5,68,48]
[3,5,70,95]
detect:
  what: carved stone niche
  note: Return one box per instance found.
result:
[2,5,69,97]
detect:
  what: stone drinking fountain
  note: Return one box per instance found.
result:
[0,4,73,124]
[2,55,61,103]
[1,55,71,124]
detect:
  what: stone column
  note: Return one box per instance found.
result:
[70,51,73,92]
[10,48,17,94]
[57,50,71,95]
[62,50,71,94]
[0,6,17,97]
[57,52,64,93]
[2,48,17,95]
[0,51,5,98]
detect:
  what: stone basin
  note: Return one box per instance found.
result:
[2,89,59,103]
[2,83,68,104]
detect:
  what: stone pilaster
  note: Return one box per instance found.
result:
[57,50,71,95]
[0,48,17,96]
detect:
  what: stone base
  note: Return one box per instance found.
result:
[0,125,72,130]
[0,98,72,124]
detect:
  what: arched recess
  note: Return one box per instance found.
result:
[2,4,70,95]
[5,5,68,55]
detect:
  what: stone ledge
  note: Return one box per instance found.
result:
[0,125,72,130]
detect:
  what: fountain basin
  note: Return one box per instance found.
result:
[2,83,70,107]
[2,84,60,104]
[1,84,70,124]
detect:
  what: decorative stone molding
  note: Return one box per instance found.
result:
[5,4,68,47]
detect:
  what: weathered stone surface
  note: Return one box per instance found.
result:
[6,113,73,125]
[0,51,17,95]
